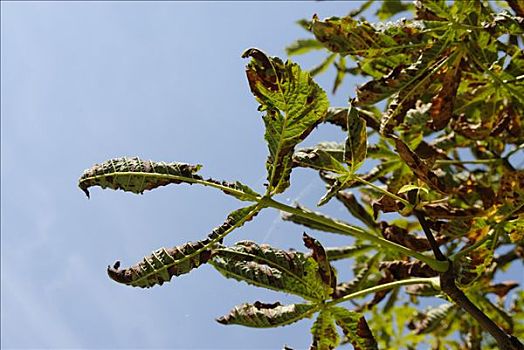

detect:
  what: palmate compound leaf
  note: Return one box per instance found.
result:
[78,157,259,201]
[216,301,316,328]
[212,243,332,301]
[107,205,259,288]
[331,307,378,350]
[242,48,329,195]
[310,309,339,350]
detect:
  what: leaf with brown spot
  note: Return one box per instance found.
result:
[345,104,367,173]
[242,48,329,195]
[394,137,448,193]
[380,222,434,252]
[310,309,339,350]
[303,233,337,295]
[217,301,316,328]
[429,56,463,130]
[107,205,259,288]
[331,307,378,350]
[379,260,437,279]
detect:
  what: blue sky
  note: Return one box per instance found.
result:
[1,2,367,349]
[2,2,522,350]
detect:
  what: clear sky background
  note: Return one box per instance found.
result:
[1,2,522,350]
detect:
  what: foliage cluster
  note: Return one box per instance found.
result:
[79,1,524,349]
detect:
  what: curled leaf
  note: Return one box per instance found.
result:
[212,240,327,300]
[107,205,259,288]
[217,301,316,328]
[78,157,259,201]
[303,233,337,294]
[79,157,201,198]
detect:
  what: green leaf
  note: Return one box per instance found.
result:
[242,48,329,195]
[107,205,259,288]
[78,157,259,201]
[412,303,456,334]
[376,0,410,21]
[345,104,367,173]
[281,203,353,234]
[397,184,429,194]
[335,191,378,229]
[310,53,337,77]
[310,309,339,350]
[217,301,316,328]
[286,39,325,56]
[212,240,327,301]
[324,244,374,262]
[332,56,346,94]
[318,173,355,206]
[331,307,378,350]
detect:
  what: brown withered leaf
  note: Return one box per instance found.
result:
[379,222,433,252]
[485,281,519,299]
[507,0,524,17]
[429,57,463,131]
[421,203,482,220]
[379,260,437,279]
[303,233,337,293]
[497,170,524,208]
[451,113,491,140]
[372,194,403,219]
[394,137,448,193]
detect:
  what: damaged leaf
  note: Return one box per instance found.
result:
[217,301,316,328]
[107,205,259,288]
[331,307,378,350]
[242,48,329,194]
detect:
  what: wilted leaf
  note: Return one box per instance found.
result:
[78,157,259,201]
[379,260,437,279]
[394,137,448,193]
[429,56,463,130]
[107,205,259,288]
[310,309,339,350]
[334,254,380,299]
[217,301,316,328]
[293,147,347,174]
[303,233,337,294]
[380,221,435,252]
[242,48,329,194]
[331,307,378,350]
[212,240,328,301]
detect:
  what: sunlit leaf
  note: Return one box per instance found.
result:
[217,301,316,328]
[242,48,329,194]
[331,307,378,350]
[107,205,259,288]
[78,157,259,201]
[310,309,339,350]
[345,104,367,173]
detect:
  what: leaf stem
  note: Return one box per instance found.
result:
[261,197,449,272]
[354,176,411,207]
[325,277,439,308]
